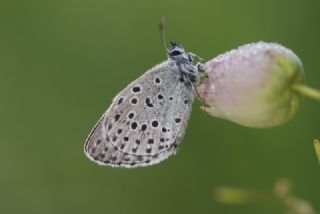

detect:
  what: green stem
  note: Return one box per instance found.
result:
[293,84,320,101]
[314,139,320,165]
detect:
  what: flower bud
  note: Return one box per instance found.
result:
[196,42,305,128]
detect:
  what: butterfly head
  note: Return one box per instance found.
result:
[167,42,191,63]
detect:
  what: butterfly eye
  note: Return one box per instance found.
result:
[171,50,181,56]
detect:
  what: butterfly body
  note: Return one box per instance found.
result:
[84,43,202,168]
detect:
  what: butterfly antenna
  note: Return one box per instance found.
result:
[159,17,169,52]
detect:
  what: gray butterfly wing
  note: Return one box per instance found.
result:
[84,60,195,168]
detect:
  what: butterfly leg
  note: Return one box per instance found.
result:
[179,64,204,104]
[180,63,200,84]
[180,63,207,105]
[188,52,205,63]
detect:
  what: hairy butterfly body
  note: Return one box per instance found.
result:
[84,40,202,168]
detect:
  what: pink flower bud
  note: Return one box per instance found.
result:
[197,42,305,128]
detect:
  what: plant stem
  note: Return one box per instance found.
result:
[314,139,320,165]
[293,84,320,101]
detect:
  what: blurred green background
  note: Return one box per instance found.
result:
[0,0,319,213]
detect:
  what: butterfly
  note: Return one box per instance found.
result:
[84,21,203,168]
